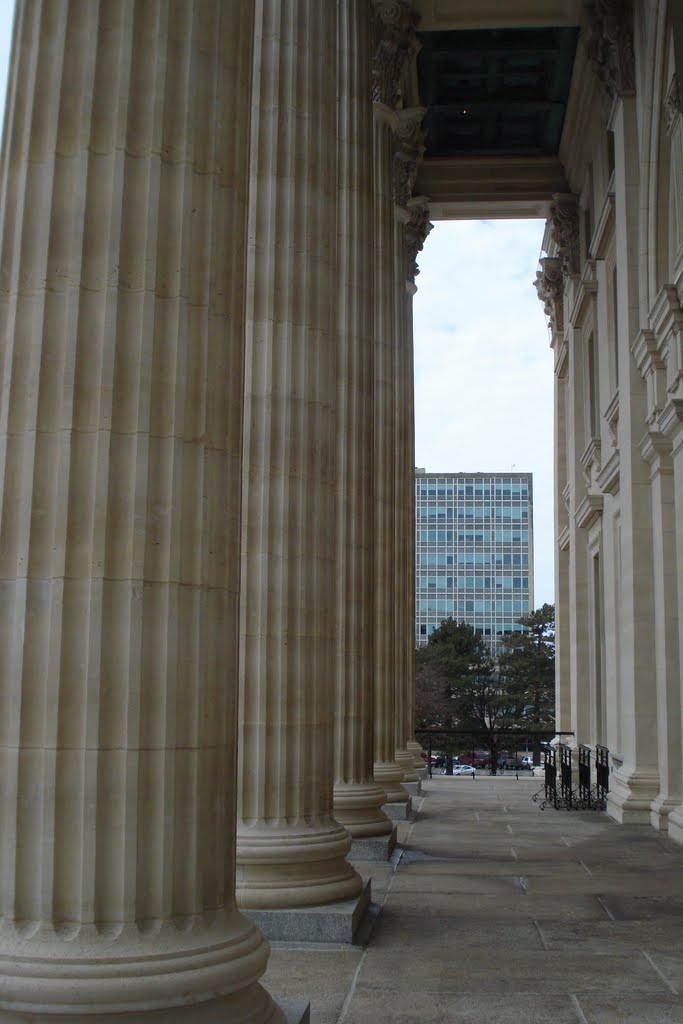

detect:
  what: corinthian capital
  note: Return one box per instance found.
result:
[403,199,433,282]
[585,0,635,102]
[371,0,419,109]
[534,257,565,335]
[549,194,580,276]
[392,106,427,208]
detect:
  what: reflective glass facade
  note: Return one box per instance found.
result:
[415,471,534,652]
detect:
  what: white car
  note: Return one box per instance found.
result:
[452,764,476,776]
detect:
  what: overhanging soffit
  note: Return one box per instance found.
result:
[414,11,580,216]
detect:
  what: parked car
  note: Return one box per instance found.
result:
[499,756,532,771]
[452,764,476,776]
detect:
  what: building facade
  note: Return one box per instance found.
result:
[415,470,534,650]
[0,1,682,1021]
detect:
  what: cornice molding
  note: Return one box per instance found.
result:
[575,493,604,529]
[596,449,620,494]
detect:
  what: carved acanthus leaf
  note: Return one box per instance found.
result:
[585,0,635,102]
[403,200,433,282]
[392,107,427,208]
[549,194,580,276]
[534,257,565,335]
[371,0,419,109]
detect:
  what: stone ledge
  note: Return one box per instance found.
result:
[244,878,372,944]
[402,779,422,797]
[350,827,397,862]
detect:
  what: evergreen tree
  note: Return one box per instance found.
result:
[497,603,556,762]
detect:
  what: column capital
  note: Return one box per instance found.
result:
[392,106,427,208]
[584,0,635,103]
[402,198,433,283]
[534,256,565,335]
[371,0,419,109]
[549,193,580,277]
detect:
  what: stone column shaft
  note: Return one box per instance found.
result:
[372,109,407,803]
[332,0,392,839]
[393,214,416,780]
[0,3,280,1020]
[236,0,362,908]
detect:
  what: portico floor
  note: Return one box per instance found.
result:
[262,774,683,1023]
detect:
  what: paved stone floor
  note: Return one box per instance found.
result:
[262,774,683,1023]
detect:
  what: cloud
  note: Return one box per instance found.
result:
[413,219,555,605]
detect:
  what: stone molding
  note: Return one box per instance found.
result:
[371,0,419,109]
[576,493,604,530]
[534,256,565,335]
[596,449,621,494]
[584,0,636,103]
[639,430,673,476]
[549,193,580,276]
[580,437,602,488]
[632,327,667,428]
[569,259,598,327]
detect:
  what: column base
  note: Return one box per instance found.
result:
[236,821,362,910]
[650,795,683,831]
[395,748,419,783]
[374,760,409,803]
[350,827,397,862]
[407,739,425,770]
[0,913,282,1023]
[666,805,683,846]
[333,781,394,838]
[243,878,372,944]
[402,779,422,797]
[606,765,661,824]
[382,795,414,821]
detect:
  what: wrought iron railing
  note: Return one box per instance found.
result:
[595,744,609,808]
[544,747,558,808]
[533,743,609,812]
[560,743,574,808]
[578,744,592,806]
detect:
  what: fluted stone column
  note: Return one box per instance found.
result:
[0,3,281,1021]
[393,206,417,781]
[236,0,363,908]
[371,0,414,804]
[404,202,431,771]
[332,0,392,841]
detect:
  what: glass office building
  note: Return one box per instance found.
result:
[415,470,534,652]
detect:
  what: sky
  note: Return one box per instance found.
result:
[413,220,555,605]
[0,4,555,606]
